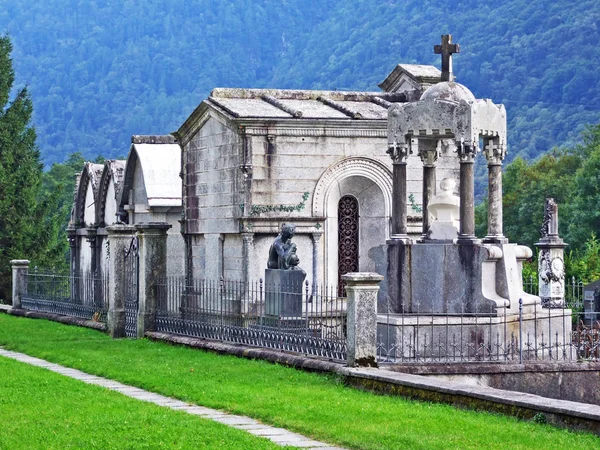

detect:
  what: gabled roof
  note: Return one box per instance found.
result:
[205,88,407,121]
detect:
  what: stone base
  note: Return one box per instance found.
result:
[377,308,572,361]
[265,269,306,317]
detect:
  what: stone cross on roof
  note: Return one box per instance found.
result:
[434,34,460,82]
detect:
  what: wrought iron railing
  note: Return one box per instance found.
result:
[155,277,347,361]
[376,291,598,364]
[21,270,108,322]
[523,276,585,310]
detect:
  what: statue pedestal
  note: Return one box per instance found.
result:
[265,269,306,318]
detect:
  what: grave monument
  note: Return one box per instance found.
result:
[381,35,571,359]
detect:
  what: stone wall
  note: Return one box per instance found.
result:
[184,117,241,235]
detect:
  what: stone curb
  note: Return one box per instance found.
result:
[0,306,107,332]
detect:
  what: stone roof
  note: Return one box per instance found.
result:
[128,140,182,207]
[206,88,408,120]
[378,64,441,94]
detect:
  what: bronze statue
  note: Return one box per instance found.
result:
[267,223,302,270]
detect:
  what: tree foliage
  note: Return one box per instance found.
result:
[476,124,600,282]
[0,0,598,170]
[0,36,66,301]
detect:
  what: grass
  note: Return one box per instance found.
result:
[0,355,287,450]
[0,314,599,449]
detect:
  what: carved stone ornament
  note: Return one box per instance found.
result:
[539,251,564,283]
[387,141,410,163]
[455,138,478,162]
[540,198,559,239]
[483,139,506,165]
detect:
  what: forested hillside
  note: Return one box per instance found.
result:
[1,0,599,168]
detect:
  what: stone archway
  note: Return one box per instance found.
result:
[313,157,392,288]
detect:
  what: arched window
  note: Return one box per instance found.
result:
[338,195,359,293]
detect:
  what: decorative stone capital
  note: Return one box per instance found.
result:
[456,139,478,162]
[418,146,439,167]
[387,141,409,163]
[484,139,506,165]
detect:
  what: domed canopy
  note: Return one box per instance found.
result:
[420,81,475,103]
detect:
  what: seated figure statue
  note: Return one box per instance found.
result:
[267,223,302,271]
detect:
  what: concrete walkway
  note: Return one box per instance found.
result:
[0,348,345,449]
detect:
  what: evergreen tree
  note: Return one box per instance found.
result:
[0,35,65,301]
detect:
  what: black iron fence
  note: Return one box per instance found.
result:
[155,277,347,361]
[21,270,108,322]
[523,276,585,310]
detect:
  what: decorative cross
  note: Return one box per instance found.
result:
[434,35,460,82]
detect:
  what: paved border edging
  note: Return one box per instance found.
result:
[0,305,107,331]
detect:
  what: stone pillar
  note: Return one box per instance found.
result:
[418,141,439,241]
[535,198,568,308]
[135,223,171,337]
[10,260,30,308]
[483,138,507,243]
[106,225,136,338]
[456,142,479,244]
[311,232,322,293]
[86,227,98,275]
[241,232,255,314]
[67,227,78,277]
[387,142,410,242]
[241,232,254,284]
[343,272,384,367]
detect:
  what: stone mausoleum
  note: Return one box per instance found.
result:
[174,64,462,291]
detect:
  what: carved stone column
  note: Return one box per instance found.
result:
[483,138,507,243]
[241,232,254,284]
[311,232,322,295]
[418,140,440,241]
[456,141,479,244]
[67,227,78,277]
[387,141,411,243]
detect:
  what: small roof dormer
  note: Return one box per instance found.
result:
[378,64,441,99]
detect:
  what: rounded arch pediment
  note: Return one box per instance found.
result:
[75,162,104,227]
[96,160,126,227]
[312,157,393,217]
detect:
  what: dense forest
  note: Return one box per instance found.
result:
[1,0,599,172]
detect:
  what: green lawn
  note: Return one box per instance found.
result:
[0,355,287,450]
[0,314,598,449]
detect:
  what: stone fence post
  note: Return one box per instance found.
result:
[135,222,170,338]
[10,260,30,308]
[106,225,136,338]
[342,272,384,367]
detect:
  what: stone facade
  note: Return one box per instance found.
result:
[174,64,460,288]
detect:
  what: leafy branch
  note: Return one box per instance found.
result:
[242,192,310,217]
